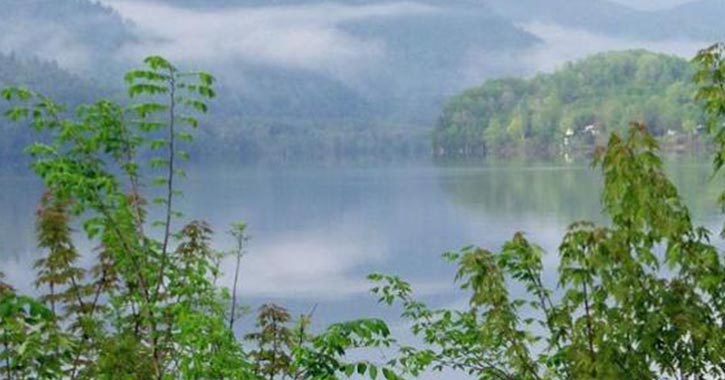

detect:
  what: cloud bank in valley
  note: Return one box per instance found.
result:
[0,20,92,70]
[1,0,713,95]
[462,21,711,84]
[521,22,709,72]
[104,0,437,85]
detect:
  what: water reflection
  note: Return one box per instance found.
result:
[0,160,722,322]
[438,164,604,223]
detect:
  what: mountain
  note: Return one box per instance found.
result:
[433,50,701,158]
[656,0,725,40]
[484,0,635,23]
[0,53,109,161]
[0,0,540,162]
[339,2,539,122]
[120,0,539,123]
[484,0,725,41]
[0,0,132,76]
[1,0,718,162]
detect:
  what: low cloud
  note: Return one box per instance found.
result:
[521,22,708,72]
[0,20,92,70]
[462,21,711,83]
[104,0,436,84]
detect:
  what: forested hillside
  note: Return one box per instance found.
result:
[0,0,542,162]
[433,50,702,158]
[2,0,723,162]
[0,53,108,161]
[0,0,125,164]
[145,0,538,123]
[0,0,131,74]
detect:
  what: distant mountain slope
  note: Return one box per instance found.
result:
[0,55,103,101]
[484,0,725,41]
[484,0,635,22]
[656,0,725,39]
[340,3,539,122]
[433,50,701,158]
[0,0,132,74]
[142,0,484,8]
[111,0,538,123]
[0,53,108,160]
[0,0,540,162]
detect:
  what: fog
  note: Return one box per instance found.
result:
[0,0,719,125]
[106,0,437,85]
[0,20,93,70]
[517,22,708,74]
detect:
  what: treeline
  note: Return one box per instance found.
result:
[196,116,429,163]
[0,52,425,165]
[433,50,704,158]
[0,0,544,163]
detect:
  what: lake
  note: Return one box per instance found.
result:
[1,158,723,327]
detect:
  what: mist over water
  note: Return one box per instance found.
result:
[2,159,722,323]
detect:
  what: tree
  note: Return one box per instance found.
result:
[229,222,249,331]
[373,123,725,380]
[0,56,401,380]
[694,43,725,215]
[246,304,294,380]
[369,44,725,380]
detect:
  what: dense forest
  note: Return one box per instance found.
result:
[2,48,710,163]
[433,50,704,158]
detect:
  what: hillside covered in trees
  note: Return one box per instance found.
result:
[0,0,131,74]
[433,50,704,158]
[0,0,541,162]
[0,53,108,162]
[2,0,725,162]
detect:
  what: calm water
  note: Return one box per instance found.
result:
[1,159,723,325]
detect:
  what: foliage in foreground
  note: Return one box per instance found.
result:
[374,124,725,380]
[0,56,395,380]
[366,44,725,380]
[2,44,725,380]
